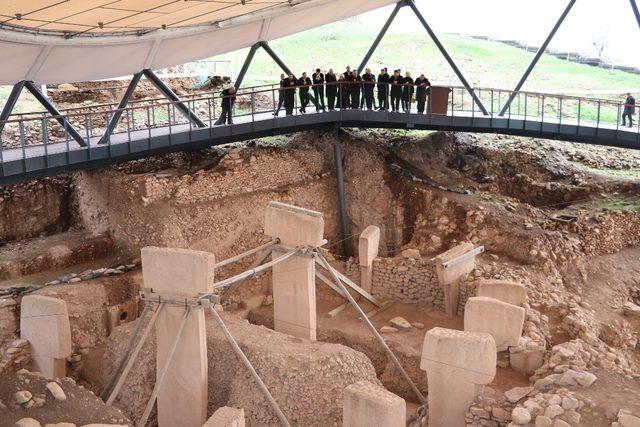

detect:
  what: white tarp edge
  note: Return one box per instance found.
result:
[0,0,397,85]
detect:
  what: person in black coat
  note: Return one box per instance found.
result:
[341,72,353,109]
[218,85,236,125]
[389,70,404,112]
[350,71,361,109]
[361,68,376,110]
[312,68,326,111]
[273,73,286,116]
[297,72,312,113]
[283,73,297,116]
[325,69,338,110]
[377,68,389,110]
[415,74,431,113]
[402,71,414,112]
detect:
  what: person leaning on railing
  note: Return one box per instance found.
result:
[389,69,404,112]
[283,73,297,116]
[415,74,432,114]
[217,84,236,125]
[273,73,286,116]
[312,69,326,112]
[402,71,414,112]
[297,72,312,114]
[361,68,376,110]
[325,69,338,111]
[377,68,390,111]
[622,92,636,128]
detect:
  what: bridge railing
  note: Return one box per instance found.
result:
[0,83,637,162]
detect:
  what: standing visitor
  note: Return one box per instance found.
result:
[283,73,297,116]
[326,69,338,110]
[297,72,312,113]
[377,68,390,110]
[623,92,636,128]
[312,68,326,111]
[390,69,404,112]
[362,68,376,110]
[402,71,414,112]
[415,74,431,113]
[273,73,286,116]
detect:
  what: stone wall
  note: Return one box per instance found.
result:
[0,338,30,374]
[0,298,17,344]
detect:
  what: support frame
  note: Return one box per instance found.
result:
[631,0,640,31]
[498,0,577,116]
[98,72,143,145]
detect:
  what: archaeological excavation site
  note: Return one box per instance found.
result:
[1,116,640,427]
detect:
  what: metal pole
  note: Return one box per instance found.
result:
[0,81,25,134]
[206,306,291,427]
[315,253,426,404]
[98,72,142,145]
[107,303,165,405]
[631,0,640,31]
[225,250,272,296]
[405,0,489,116]
[212,248,300,290]
[23,81,87,147]
[101,303,152,400]
[213,238,278,269]
[259,41,316,105]
[357,1,405,74]
[142,69,206,128]
[138,307,191,427]
[235,43,261,89]
[333,141,351,258]
[498,0,577,116]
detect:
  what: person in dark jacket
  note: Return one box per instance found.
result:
[377,68,389,110]
[341,72,353,109]
[350,71,361,109]
[219,85,236,125]
[389,70,404,112]
[415,74,431,113]
[623,92,636,128]
[361,68,376,110]
[402,71,414,112]
[297,72,312,113]
[283,73,297,116]
[325,69,338,110]
[273,73,286,116]
[312,68,326,111]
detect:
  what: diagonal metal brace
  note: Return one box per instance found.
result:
[98,72,143,144]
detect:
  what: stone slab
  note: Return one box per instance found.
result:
[203,406,245,427]
[358,226,380,268]
[477,280,527,307]
[142,247,215,427]
[464,296,525,352]
[20,295,72,379]
[343,380,405,427]
[434,242,476,285]
[421,327,496,427]
[264,201,324,247]
[272,252,316,340]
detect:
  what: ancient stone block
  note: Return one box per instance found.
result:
[20,295,72,379]
[464,296,525,351]
[421,327,496,427]
[264,201,324,247]
[359,226,380,293]
[343,380,405,427]
[203,406,245,427]
[142,247,215,427]
[477,280,526,306]
[434,242,476,286]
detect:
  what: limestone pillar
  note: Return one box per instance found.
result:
[203,407,245,427]
[20,295,72,379]
[476,279,526,306]
[464,296,525,352]
[421,327,496,427]
[141,247,215,427]
[343,380,405,427]
[358,226,380,293]
[264,201,324,341]
[434,242,477,316]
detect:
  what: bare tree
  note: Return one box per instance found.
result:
[591,28,610,62]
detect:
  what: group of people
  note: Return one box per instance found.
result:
[273,66,432,116]
[216,65,433,124]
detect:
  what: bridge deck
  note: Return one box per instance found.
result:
[0,100,638,186]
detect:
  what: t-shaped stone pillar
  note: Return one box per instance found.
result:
[476,279,526,307]
[421,327,496,427]
[20,295,72,379]
[434,242,477,316]
[343,380,405,427]
[464,296,525,352]
[264,201,324,341]
[358,226,380,293]
[142,247,215,427]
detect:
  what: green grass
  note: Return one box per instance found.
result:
[573,163,640,179]
[561,194,640,213]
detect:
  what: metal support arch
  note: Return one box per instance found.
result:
[405,0,489,116]
[357,1,406,74]
[98,72,143,145]
[631,0,640,31]
[498,0,577,116]
[142,69,206,128]
[0,81,26,135]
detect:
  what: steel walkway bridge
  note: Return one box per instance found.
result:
[0,81,638,186]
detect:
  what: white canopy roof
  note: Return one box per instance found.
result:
[0,0,397,85]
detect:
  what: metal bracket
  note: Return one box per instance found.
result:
[440,246,485,269]
[139,291,219,307]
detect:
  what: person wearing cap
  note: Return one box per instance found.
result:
[377,68,390,110]
[283,73,297,116]
[415,73,431,114]
[312,68,326,112]
[218,84,236,125]
[325,69,338,110]
[297,72,312,113]
[361,68,376,110]
[273,73,287,116]
[389,69,404,112]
